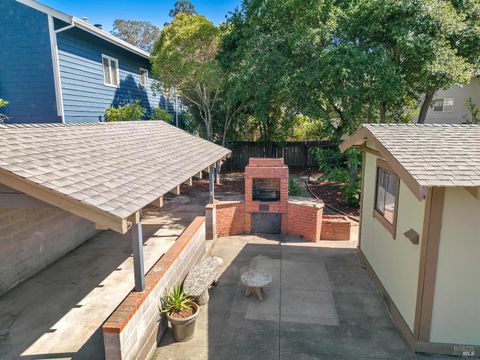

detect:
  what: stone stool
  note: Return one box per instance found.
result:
[241,270,272,301]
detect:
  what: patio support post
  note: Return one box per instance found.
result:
[206,164,217,240]
[209,164,215,203]
[131,222,145,292]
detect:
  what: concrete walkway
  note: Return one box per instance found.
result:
[0,193,209,360]
[155,235,418,360]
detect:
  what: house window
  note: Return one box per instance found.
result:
[374,164,399,235]
[432,98,454,113]
[140,68,148,86]
[102,55,119,87]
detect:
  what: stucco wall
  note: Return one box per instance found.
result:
[424,78,480,124]
[0,207,96,295]
[360,151,425,330]
[430,187,480,345]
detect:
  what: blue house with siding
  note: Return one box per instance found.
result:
[0,0,177,124]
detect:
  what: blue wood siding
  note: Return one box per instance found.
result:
[56,26,174,123]
[0,0,59,124]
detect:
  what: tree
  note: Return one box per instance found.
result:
[343,0,480,123]
[152,14,222,140]
[169,1,196,17]
[111,20,160,52]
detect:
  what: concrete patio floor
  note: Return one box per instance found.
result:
[155,235,458,360]
[0,192,209,360]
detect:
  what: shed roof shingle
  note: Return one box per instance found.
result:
[0,121,230,219]
[360,124,480,187]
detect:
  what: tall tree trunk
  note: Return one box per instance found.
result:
[380,103,387,123]
[417,91,435,124]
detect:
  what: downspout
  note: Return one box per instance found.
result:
[47,16,74,124]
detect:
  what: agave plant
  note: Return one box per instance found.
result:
[161,285,194,315]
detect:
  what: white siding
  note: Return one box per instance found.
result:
[430,187,480,345]
[424,78,480,124]
[360,150,425,330]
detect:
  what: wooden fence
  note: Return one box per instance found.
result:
[222,141,335,171]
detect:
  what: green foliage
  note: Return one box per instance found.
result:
[311,147,347,177]
[220,0,480,142]
[312,147,362,206]
[0,99,9,123]
[152,14,222,140]
[343,0,479,123]
[464,98,480,124]
[111,20,160,52]
[160,285,194,315]
[150,107,174,122]
[288,177,304,196]
[342,182,361,206]
[105,100,145,121]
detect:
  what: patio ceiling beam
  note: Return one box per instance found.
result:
[0,169,127,233]
[194,171,203,179]
[184,178,193,186]
[465,186,480,199]
[0,193,54,209]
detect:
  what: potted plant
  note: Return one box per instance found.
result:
[161,285,199,342]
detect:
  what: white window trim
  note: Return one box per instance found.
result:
[139,68,149,87]
[102,54,120,87]
[432,97,455,113]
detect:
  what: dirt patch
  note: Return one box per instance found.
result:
[180,172,245,195]
[307,180,360,218]
[169,308,195,319]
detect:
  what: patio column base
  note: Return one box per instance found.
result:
[205,202,217,240]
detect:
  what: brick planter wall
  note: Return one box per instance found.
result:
[321,215,351,240]
[287,198,324,242]
[216,200,245,237]
[102,217,206,360]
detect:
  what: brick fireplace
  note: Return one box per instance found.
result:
[207,158,351,242]
[244,158,289,234]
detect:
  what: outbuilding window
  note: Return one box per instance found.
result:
[374,161,399,236]
[432,98,454,113]
[102,55,119,87]
[140,68,148,86]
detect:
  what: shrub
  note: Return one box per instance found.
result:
[160,285,194,316]
[105,100,145,121]
[310,147,347,175]
[289,177,304,196]
[0,99,9,123]
[150,107,174,122]
[311,146,362,207]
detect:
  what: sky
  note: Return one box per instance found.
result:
[40,0,242,32]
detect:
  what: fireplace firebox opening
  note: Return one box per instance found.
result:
[252,178,281,202]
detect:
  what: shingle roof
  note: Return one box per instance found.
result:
[0,121,230,220]
[363,124,480,187]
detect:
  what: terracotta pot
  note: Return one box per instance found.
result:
[166,302,199,342]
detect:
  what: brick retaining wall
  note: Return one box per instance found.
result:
[287,201,324,242]
[321,215,351,240]
[102,216,206,360]
[216,200,245,237]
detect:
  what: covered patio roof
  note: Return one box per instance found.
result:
[0,121,230,233]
